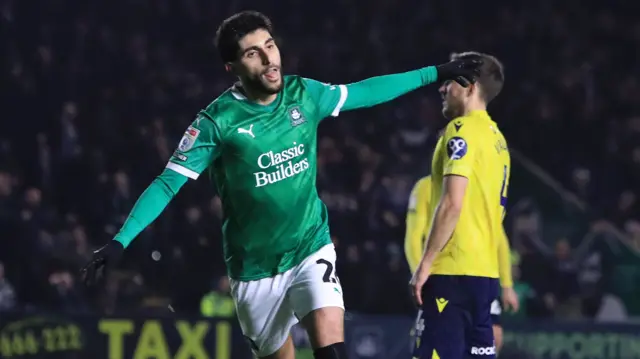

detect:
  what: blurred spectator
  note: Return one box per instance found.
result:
[0,0,639,316]
[200,276,235,318]
[46,270,87,312]
[0,261,17,311]
[545,239,582,319]
[505,255,535,321]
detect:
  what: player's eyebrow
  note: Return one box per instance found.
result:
[241,37,274,55]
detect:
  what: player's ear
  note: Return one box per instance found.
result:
[466,82,477,97]
[224,63,233,74]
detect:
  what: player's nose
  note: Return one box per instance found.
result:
[438,83,447,96]
[260,50,272,66]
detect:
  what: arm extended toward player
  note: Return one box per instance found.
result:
[339,58,481,111]
[340,67,438,111]
[113,169,188,247]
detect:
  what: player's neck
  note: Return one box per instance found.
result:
[463,101,487,116]
[238,83,278,106]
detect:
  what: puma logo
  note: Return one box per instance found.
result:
[238,124,255,138]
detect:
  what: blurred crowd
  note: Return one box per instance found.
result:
[1,0,639,319]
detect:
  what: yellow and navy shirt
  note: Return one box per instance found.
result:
[429,110,511,279]
[404,176,514,287]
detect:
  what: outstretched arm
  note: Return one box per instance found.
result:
[304,58,481,119]
[342,67,437,112]
[114,114,222,248]
[113,169,187,247]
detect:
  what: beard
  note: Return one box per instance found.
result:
[442,99,464,120]
[243,69,284,96]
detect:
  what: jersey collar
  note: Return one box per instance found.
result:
[229,83,281,112]
[468,110,496,125]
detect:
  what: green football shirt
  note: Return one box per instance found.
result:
[167,76,347,280]
[112,66,438,281]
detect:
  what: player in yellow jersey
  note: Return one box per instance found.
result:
[404,175,520,355]
[409,51,508,359]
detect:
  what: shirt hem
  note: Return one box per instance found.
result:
[227,235,333,282]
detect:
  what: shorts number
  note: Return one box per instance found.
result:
[500,165,509,217]
[316,259,339,284]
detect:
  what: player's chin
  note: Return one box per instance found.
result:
[261,78,283,94]
[442,104,460,120]
[442,107,454,120]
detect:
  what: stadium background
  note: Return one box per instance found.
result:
[1,0,640,358]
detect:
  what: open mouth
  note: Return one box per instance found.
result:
[262,67,279,82]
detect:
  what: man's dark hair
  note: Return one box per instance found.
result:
[215,11,274,63]
[450,51,504,103]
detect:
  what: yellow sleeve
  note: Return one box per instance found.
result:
[404,177,431,273]
[441,118,477,178]
[498,226,514,288]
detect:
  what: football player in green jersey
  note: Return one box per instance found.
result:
[81,10,482,359]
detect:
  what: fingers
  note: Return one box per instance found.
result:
[511,298,520,312]
[454,76,470,87]
[412,284,423,307]
[461,59,483,68]
[81,258,105,287]
[83,263,97,286]
[503,301,512,312]
[409,284,420,307]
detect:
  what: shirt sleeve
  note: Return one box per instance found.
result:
[302,78,348,119]
[166,113,222,180]
[303,67,438,121]
[113,168,188,248]
[404,177,432,273]
[498,225,514,288]
[440,118,477,178]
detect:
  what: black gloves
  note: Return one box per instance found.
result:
[436,58,483,87]
[81,240,124,286]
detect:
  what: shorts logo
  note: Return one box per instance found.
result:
[490,299,502,315]
[177,126,200,152]
[413,315,425,349]
[435,298,448,313]
[446,137,467,160]
[289,107,306,127]
[470,346,496,356]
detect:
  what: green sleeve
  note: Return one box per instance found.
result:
[302,66,438,119]
[113,113,223,248]
[167,113,222,179]
[113,168,188,247]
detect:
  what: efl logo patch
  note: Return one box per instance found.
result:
[446,137,467,160]
[172,151,188,162]
[289,107,306,127]
[178,126,200,152]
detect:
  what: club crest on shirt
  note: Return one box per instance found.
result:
[177,126,200,152]
[446,137,467,160]
[289,106,306,127]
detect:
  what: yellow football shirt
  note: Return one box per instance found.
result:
[404,176,432,273]
[429,110,510,278]
[404,176,514,287]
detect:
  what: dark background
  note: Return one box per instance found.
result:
[1,0,639,324]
